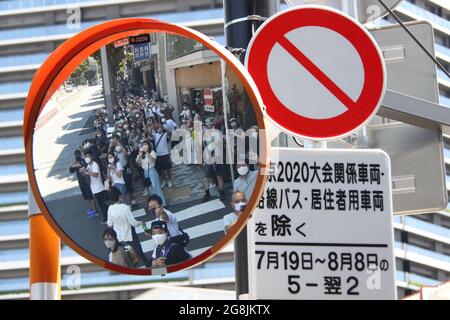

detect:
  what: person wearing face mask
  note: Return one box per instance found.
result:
[223,191,247,234]
[233,163,258,201]
[113,143,128,168]
[114,144,135,206]
[106,188,149,267]
[247,126,260,170]
[103,228,131,267]
[136,141,166,206]
[94,128,106,148]
[146,194,179,236]
[149,220,190,267]
[80,151,109,223]
[69,149,97,217]
[202,125,226,202]
[152,123,173,189]
[152,104,164,119]
[180,103,191,120]
[107,153,126,202]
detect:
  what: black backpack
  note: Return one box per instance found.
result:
[170,227,190,247]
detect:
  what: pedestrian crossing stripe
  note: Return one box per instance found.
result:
[132,199,228,259]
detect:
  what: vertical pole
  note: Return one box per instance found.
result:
[100,46,114,127]
[224,0,279,300]
[29,187,61,300]
[341,0,370,148]
[221,59,235,183]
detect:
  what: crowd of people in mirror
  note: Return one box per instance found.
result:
[68,82,261,269]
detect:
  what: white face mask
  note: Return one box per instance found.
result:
[108,158,114,164]
[152,233,167,246]
[237,166,249,176]
[104,239,116,249]
[115,146,122,153]
[85,157,91,164]
[233,202,247,212]
[84,143,91,149]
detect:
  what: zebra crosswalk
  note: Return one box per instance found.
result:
[131,198,230,261]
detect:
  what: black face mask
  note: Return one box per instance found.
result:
[75,156,82,161]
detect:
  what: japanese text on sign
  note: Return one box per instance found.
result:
[247,148,396,300]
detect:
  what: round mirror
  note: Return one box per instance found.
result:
[25,19,268,275]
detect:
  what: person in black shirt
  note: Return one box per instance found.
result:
[149,220,191,267]
[69,149,98,217]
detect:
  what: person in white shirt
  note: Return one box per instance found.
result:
[152,124,173,189]
[147,194,180,237]
[180,104,191,121]
[80,152,108,223]
[107,152,126,202]
[106,188,149,266]
[223,191,247,234]
[161,117,177,133]
[152,104,164,118]
[233,163,258,201]
[161,117,178,149]
[136,140,166,206]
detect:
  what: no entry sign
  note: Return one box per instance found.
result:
[245,6,386,140]
[204,87,213,105]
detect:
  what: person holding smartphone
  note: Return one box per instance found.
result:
[136,141,166,206]
[149,220,190,267]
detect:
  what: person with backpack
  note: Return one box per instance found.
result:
[80,151,109,223]
[149,220,191,267]
[69,149,97,217]
[106,187,149,267]
[152,123,173,189]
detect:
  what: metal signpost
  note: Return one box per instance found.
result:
[247,148,397,299]
[224,0,279,300]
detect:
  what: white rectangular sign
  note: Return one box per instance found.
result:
[248,148,397,300]
[204,104,215,112]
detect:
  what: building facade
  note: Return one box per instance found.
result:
[0,0,448,299]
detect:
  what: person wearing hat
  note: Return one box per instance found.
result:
[149,220,191,267]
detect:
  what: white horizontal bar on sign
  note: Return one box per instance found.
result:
[381,45,405,62]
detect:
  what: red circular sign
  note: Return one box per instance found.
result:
[245,6,386,141]
[204,87,213,105]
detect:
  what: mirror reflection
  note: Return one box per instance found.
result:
[32,31,263,271]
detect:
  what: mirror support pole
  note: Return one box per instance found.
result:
[28,187,61,300]
[100,46,114,127]
[224,0,279,300]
